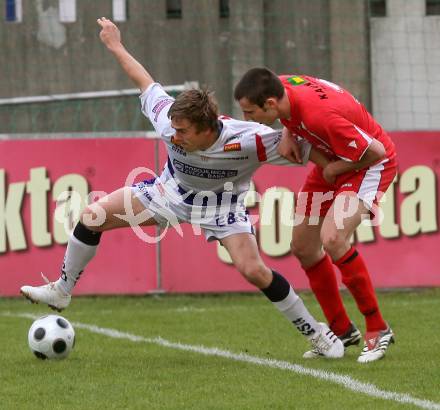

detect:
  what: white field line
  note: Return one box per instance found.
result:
[5,312,440,410]
[175,306,207,313]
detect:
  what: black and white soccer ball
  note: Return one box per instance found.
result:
[28,315,75,360]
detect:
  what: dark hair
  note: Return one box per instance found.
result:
[234,67,285,107]
[168,89,219,132]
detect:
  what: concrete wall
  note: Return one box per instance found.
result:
[330,0,371,108]
[370,0,440,130]
[264,0,331,78]
[1,0,370,133]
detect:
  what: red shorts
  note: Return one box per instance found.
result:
[296,158,398,217]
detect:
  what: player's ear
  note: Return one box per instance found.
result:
[264,97,278,110]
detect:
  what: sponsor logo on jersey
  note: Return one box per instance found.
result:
[199,155,250,161]
[224,143,241,152]
[287,76,307,86]
[173,159,238,179]
[221,156,249,161]
[152,98,174,122]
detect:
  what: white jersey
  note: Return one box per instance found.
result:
[140,83,310,198]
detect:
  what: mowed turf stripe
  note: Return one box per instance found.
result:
[7,312,440,410]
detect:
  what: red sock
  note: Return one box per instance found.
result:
[335,247,387,332]
[305,254,351,336]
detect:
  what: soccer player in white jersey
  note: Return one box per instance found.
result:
[20,18,344,359]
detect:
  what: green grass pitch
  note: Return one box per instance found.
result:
[1,289,439,410]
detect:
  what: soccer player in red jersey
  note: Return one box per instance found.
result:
[234,68,396,363]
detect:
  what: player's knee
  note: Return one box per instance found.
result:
[321,231,345,256]
[238,261,270,287]
[291,238,317,263]
[79,207,106,232]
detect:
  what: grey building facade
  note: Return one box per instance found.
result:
[1,0,438,133]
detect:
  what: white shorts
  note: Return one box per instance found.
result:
[131,176,254,242]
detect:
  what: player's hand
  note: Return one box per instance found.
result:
[277,127,303,163]
[97,17,121,50]
[322,162,338,185]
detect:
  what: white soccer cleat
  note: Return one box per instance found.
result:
[302,348,321,359]
[339,322,362,348]
[304,323,345,359]
[20,273,71,312]
[357,327,394,363]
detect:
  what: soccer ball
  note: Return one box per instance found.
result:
[28,315,75,360]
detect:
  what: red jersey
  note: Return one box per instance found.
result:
[279,75,396,162]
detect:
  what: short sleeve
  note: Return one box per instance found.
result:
[139,83,175,141]
[325,116,372,162]
[256,130,310,166]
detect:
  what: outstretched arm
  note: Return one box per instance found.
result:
[97,17,153,93]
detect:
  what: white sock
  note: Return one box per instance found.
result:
[56,234,98,295]
[273,287,320,339]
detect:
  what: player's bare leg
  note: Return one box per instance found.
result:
[292,218,358,340]
[20,187,159,311]
[321,192,394,363]
[221,233,344,358]
[291,217,360,358]
[291,217,325,268]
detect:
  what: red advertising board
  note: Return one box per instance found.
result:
[0,137,158,296]
[1,132,439,296]
[161,132,440,292]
